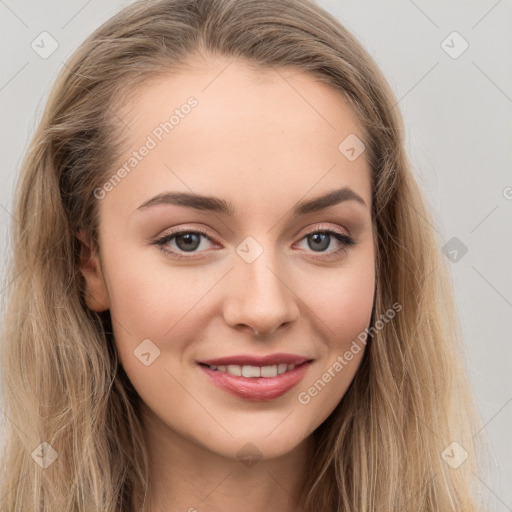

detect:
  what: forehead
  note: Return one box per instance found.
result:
[105,55,372,218]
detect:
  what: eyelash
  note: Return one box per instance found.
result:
[152,225,356,261]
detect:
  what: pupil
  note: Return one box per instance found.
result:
[177,233,200,251]
[309,233,329,251]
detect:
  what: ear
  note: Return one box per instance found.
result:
[76,229,110,312]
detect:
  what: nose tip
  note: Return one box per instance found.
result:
[223,256,299,338]
[250,323,286,338]
[237,318,294,339]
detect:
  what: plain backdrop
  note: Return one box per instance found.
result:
[1,0,511,509]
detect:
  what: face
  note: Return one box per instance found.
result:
[79,54,375,462]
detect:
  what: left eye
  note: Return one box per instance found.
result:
[296,229,356,254]
[153,228,355,259]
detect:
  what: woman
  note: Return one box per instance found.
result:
[0,0,487,510]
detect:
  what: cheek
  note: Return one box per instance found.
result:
[292,249,374,417]
[100,245,192,361]
[300,247,375,348]
[101,241,230,382]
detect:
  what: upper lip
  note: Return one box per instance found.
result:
[198,353,313,367]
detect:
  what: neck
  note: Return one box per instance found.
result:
[135,402,314,512]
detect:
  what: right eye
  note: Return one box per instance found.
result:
[153,228,219,259]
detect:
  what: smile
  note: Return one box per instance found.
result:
[202,363,297,378]
[198,360,313,401]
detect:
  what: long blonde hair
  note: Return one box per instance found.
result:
[0,0,487,510]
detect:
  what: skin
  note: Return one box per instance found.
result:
[79,54,375,512]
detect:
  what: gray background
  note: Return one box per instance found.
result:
[1,0,511,509]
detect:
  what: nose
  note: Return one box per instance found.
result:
[222,247,299,338]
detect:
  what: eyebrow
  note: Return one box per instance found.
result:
[135,186,367,216]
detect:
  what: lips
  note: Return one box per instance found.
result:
[197,353,314,401]
[198,353,312,367]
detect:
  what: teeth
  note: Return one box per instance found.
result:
[261,365,278,377]
[277,363,288,375]
[207,363,297,378]
[242,365,260,378]
[227,365,241,376]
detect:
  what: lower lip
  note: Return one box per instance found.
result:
[198,361,313,401]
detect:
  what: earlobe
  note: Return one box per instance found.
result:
[76,229,110,312]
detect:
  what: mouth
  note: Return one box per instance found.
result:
[197,355,314,401]
[198,362,302,378]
